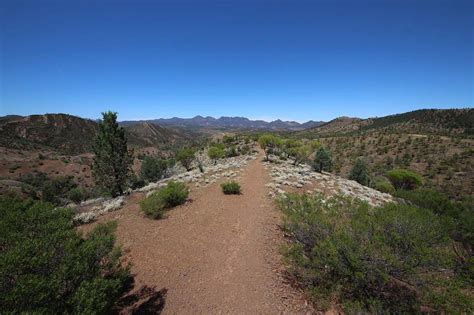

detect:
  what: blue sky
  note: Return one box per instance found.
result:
[1,0,473,122]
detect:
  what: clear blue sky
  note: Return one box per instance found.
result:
[1,0,473,122]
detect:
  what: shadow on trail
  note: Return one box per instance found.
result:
[116,277,167,314]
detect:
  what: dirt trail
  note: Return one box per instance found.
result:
[81,152,311,314]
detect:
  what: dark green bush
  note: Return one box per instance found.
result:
[0,196,131,313]
[386,169,423,190]
[221,181,241,195]
[140,156,169,182]
[68,187,88,203]
[140,181,189,219]
[278,193,472,313]
[349,158,371,186]
[313,147,333,172]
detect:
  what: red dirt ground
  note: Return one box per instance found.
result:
[80,152,313,314]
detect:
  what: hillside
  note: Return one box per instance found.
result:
[0,114,195,154]
[299,109,474,137]
[0,114,99,154]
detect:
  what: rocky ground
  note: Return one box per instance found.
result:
[264,155,394,206]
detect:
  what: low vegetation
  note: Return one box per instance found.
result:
[386,168,423,190]
[221,181,241,195]
[140,181,189,219]
[0,196,131,313]
[278,193,473,313]
[176,148,195,171]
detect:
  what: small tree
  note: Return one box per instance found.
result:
[258,134,279,161]
[349,158,371,186]
[92,111,133,196]
[176,148,195,171]
[386,169,423,190]
[313,147,333,172]
[288,145,311,166]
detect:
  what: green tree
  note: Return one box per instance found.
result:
[288,145,311,166]
[0,196,130,313]
[386,169,423,190]
[349,158,371,186]
[176,148,195,171]
[92,111,133,196]
[313,147,333,172]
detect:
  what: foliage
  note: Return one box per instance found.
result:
[258,134,281,160]
[349,158,371,186]
[176,148,195,171]
[313,147,333,172]
[374,179,395,194]
[140,181,189,219]
[386,169,423,190]
[0,196,131,313]
[221,181,241,195]
[67,187,88,203]
[278,193,472,313]
[140,156,170,182]
[92,111,134,196]
[208,146,225,162]
[288,145,311,166]
[20,172,78,205]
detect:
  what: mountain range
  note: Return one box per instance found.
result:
[119,116,325,130]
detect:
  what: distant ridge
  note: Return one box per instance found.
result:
[119,116,325,130]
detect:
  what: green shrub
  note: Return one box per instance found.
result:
[140,156,169,182]
[349,158,371,186]
[221,181,241,194]
[140,181,189,219]
[68,187,88,203]
[0,196,131,313]
[374,179,395,194]
[176,148,195,171]
[278,193,472,313]
[208,146,225,162]
[386,169,423,190]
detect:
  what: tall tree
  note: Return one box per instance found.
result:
[92,111,133,196]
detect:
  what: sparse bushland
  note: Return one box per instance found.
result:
[176,148,195,171]
[92,111,134,196]
[140,181,189,219]
[313,147,333,172]
[386,168,423,190]
[19,172,80,205]
[221,181,241,194]
[278,193,473,313]
[0,196,131,313]
[349,158,371,186]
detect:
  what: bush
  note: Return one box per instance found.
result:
[176,148,195,171]
[140,181,189,219]
[208,146,225,162]
[221,181,241,194]
[374,179,395,194]
[0,196,131,313]
[68,187,88,203]
[140,156,169,182]
[349,158,371,186]
[313,147,333,172]
[386,169,423,190]
[278,193,472,313]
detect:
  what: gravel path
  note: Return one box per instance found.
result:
[80,152,311,314]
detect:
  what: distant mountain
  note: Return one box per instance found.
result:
[0,114,193,154]
[120,116,325,131]
[300,109,473,136]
